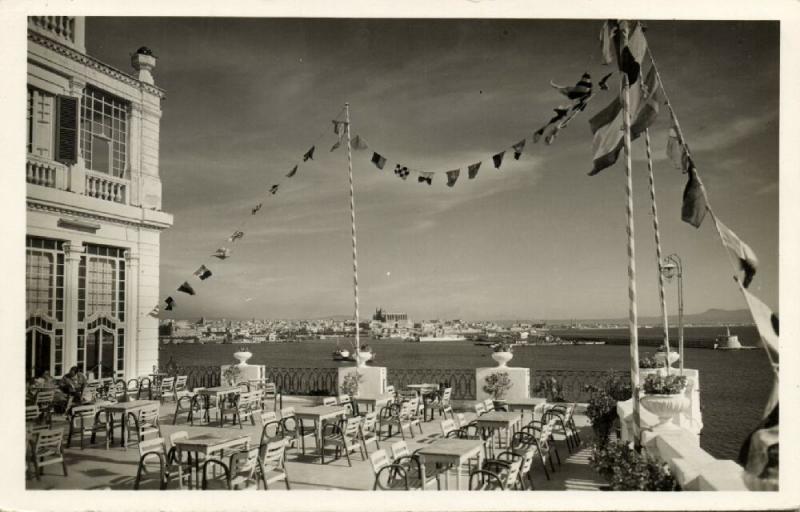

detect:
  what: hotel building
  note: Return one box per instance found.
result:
[26,17,172,380]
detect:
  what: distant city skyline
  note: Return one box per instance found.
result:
[85,18,779,321]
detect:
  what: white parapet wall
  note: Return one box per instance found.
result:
[338,366,387,397]
[617,368,748,491]
[475,366,530,402]
[221,364,266,384]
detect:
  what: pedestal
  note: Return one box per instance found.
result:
[337,366,387,397]
[475,366,530,402]
[220,364,266,384]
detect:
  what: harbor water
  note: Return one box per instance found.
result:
[160,325,773,461]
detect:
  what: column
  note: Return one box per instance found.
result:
[128,103,142,207]
[62,241,84,371]
[124,249,140,380]
[68,78,86,194]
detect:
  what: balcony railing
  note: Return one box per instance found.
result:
[28,16,77,46]
[26,155,65,189]
[160,360,629,403]
[85,170,128,204]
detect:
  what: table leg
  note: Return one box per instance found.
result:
[420,458,427,491]
[316,419,322,463]
[121,412,127,448]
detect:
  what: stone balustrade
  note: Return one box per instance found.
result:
[85,170,128,204]
[28,16,77,45]
[26,155,65,189]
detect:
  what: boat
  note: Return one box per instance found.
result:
[713,326,757,350]
[332,348,351,361]
[417,333,467,342]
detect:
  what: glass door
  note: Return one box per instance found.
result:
[26,330,52,380]
[85,327,115,379]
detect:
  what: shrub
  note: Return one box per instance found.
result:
[483,371,513,400]
[222,365,241,386]
[492,341,514,353]
[590,440,680,491]
[533,376,565,403]
[341,371,363,397]
[642,373,687,395]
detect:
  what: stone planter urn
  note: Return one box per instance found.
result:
[356,351,372,368]
[233,350,253,366]
[653,350,680,368]
[491,351,513,367]
[640,394,688,427]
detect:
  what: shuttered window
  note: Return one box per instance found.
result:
[55,95,78,165]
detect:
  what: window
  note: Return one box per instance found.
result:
[25,237,65,377]
[80,87,128,177]
[27,88,33,153]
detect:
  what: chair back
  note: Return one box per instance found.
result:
[69,404,97,426]
[322,397,337,407]
[483,398,495,412]
[138,403,160,425]
[26,405,40,421]
[260,438,287,466]
[264,382,278,396]
[369,449,391,475]
[174,376,188,392]
[474,402,486,416]
[440,418,457,437]
[280,407,295,419]
[126,379,140,393]
[35,390,55,407]
[361,412,378,435]
[33,429,63,452]
[229,448,260,485]
[519,446,536,474]
[504,458,523,488]
[260,411,277,424]
[342,416,362,439]
[160,377,175,394]
[440,387,452,403]
[469,469,505,490]
[398,400,413,420]
[390,440,411,460]
[455,412,467,428]
[138,437,166,459]
[236,382,250,393]
[511,431,537,452]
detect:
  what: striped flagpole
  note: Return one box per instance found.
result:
[621,24,641,441]
[344,103,361,357]
[645,128,673,376]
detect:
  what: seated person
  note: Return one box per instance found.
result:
[60,366,83,403]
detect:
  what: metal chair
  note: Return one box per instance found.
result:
[134,437,192,490]
[322,416,364,466]
[259,438,290,489]
[28,430,68,480]
[66,404,110,449]
[360,411,381,454]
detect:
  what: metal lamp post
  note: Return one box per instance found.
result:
[660,254,684,374]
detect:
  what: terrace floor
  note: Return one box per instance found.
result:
[26,399,606,491]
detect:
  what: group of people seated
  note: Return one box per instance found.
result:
[26,366,90,412]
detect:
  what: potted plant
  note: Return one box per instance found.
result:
[222,365,242,386]
[490,341,514,367]
[590,440,679,490]
[640,373,688,426]
[638,354,661,369]
[585,391,617,446]
[534,376,565,403]
[340,371,363,398]
[483,371,513,407]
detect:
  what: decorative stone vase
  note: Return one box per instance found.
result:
[233,351,253,367]
[491,351,513,367]
[653,351,680,368]
[356,351,372,368]
[640,393,688,427]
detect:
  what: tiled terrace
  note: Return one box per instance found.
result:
[27,398,606,491]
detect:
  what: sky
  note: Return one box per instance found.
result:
[85,18,779,321]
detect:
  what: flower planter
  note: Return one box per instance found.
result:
[233,351,253,366]
[640,393,688,426]
[356,351,372,367]
[491,351,513,367]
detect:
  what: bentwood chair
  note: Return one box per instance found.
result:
[134,437,192,490]
[259,438,291,489]
[389,441,442,490]
[28,430,68,481]
[66,405,110,449]
[360,412,381,454]
[322,416,364,466]
[370,449,412,490]
[542,403,580,452]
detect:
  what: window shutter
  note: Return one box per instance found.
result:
[55,95,78,165]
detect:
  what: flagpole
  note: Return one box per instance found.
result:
[645,128,672,376]
[621,24,641,443]
[344,102,361,358]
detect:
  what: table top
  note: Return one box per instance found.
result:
[415,438,484,458]
[293,405,347,420]
[98,400,160,412]
[197,386,240,395]
[475,411,523,425]
[503,397,547,407]
[174,434,250,454]
[354,394,393,403]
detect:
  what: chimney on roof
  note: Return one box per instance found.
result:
[131,46,157,85]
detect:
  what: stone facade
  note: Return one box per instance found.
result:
[26,17,172,380]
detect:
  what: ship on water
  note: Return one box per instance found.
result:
[713,326,757,350]
[415,328,467,342]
